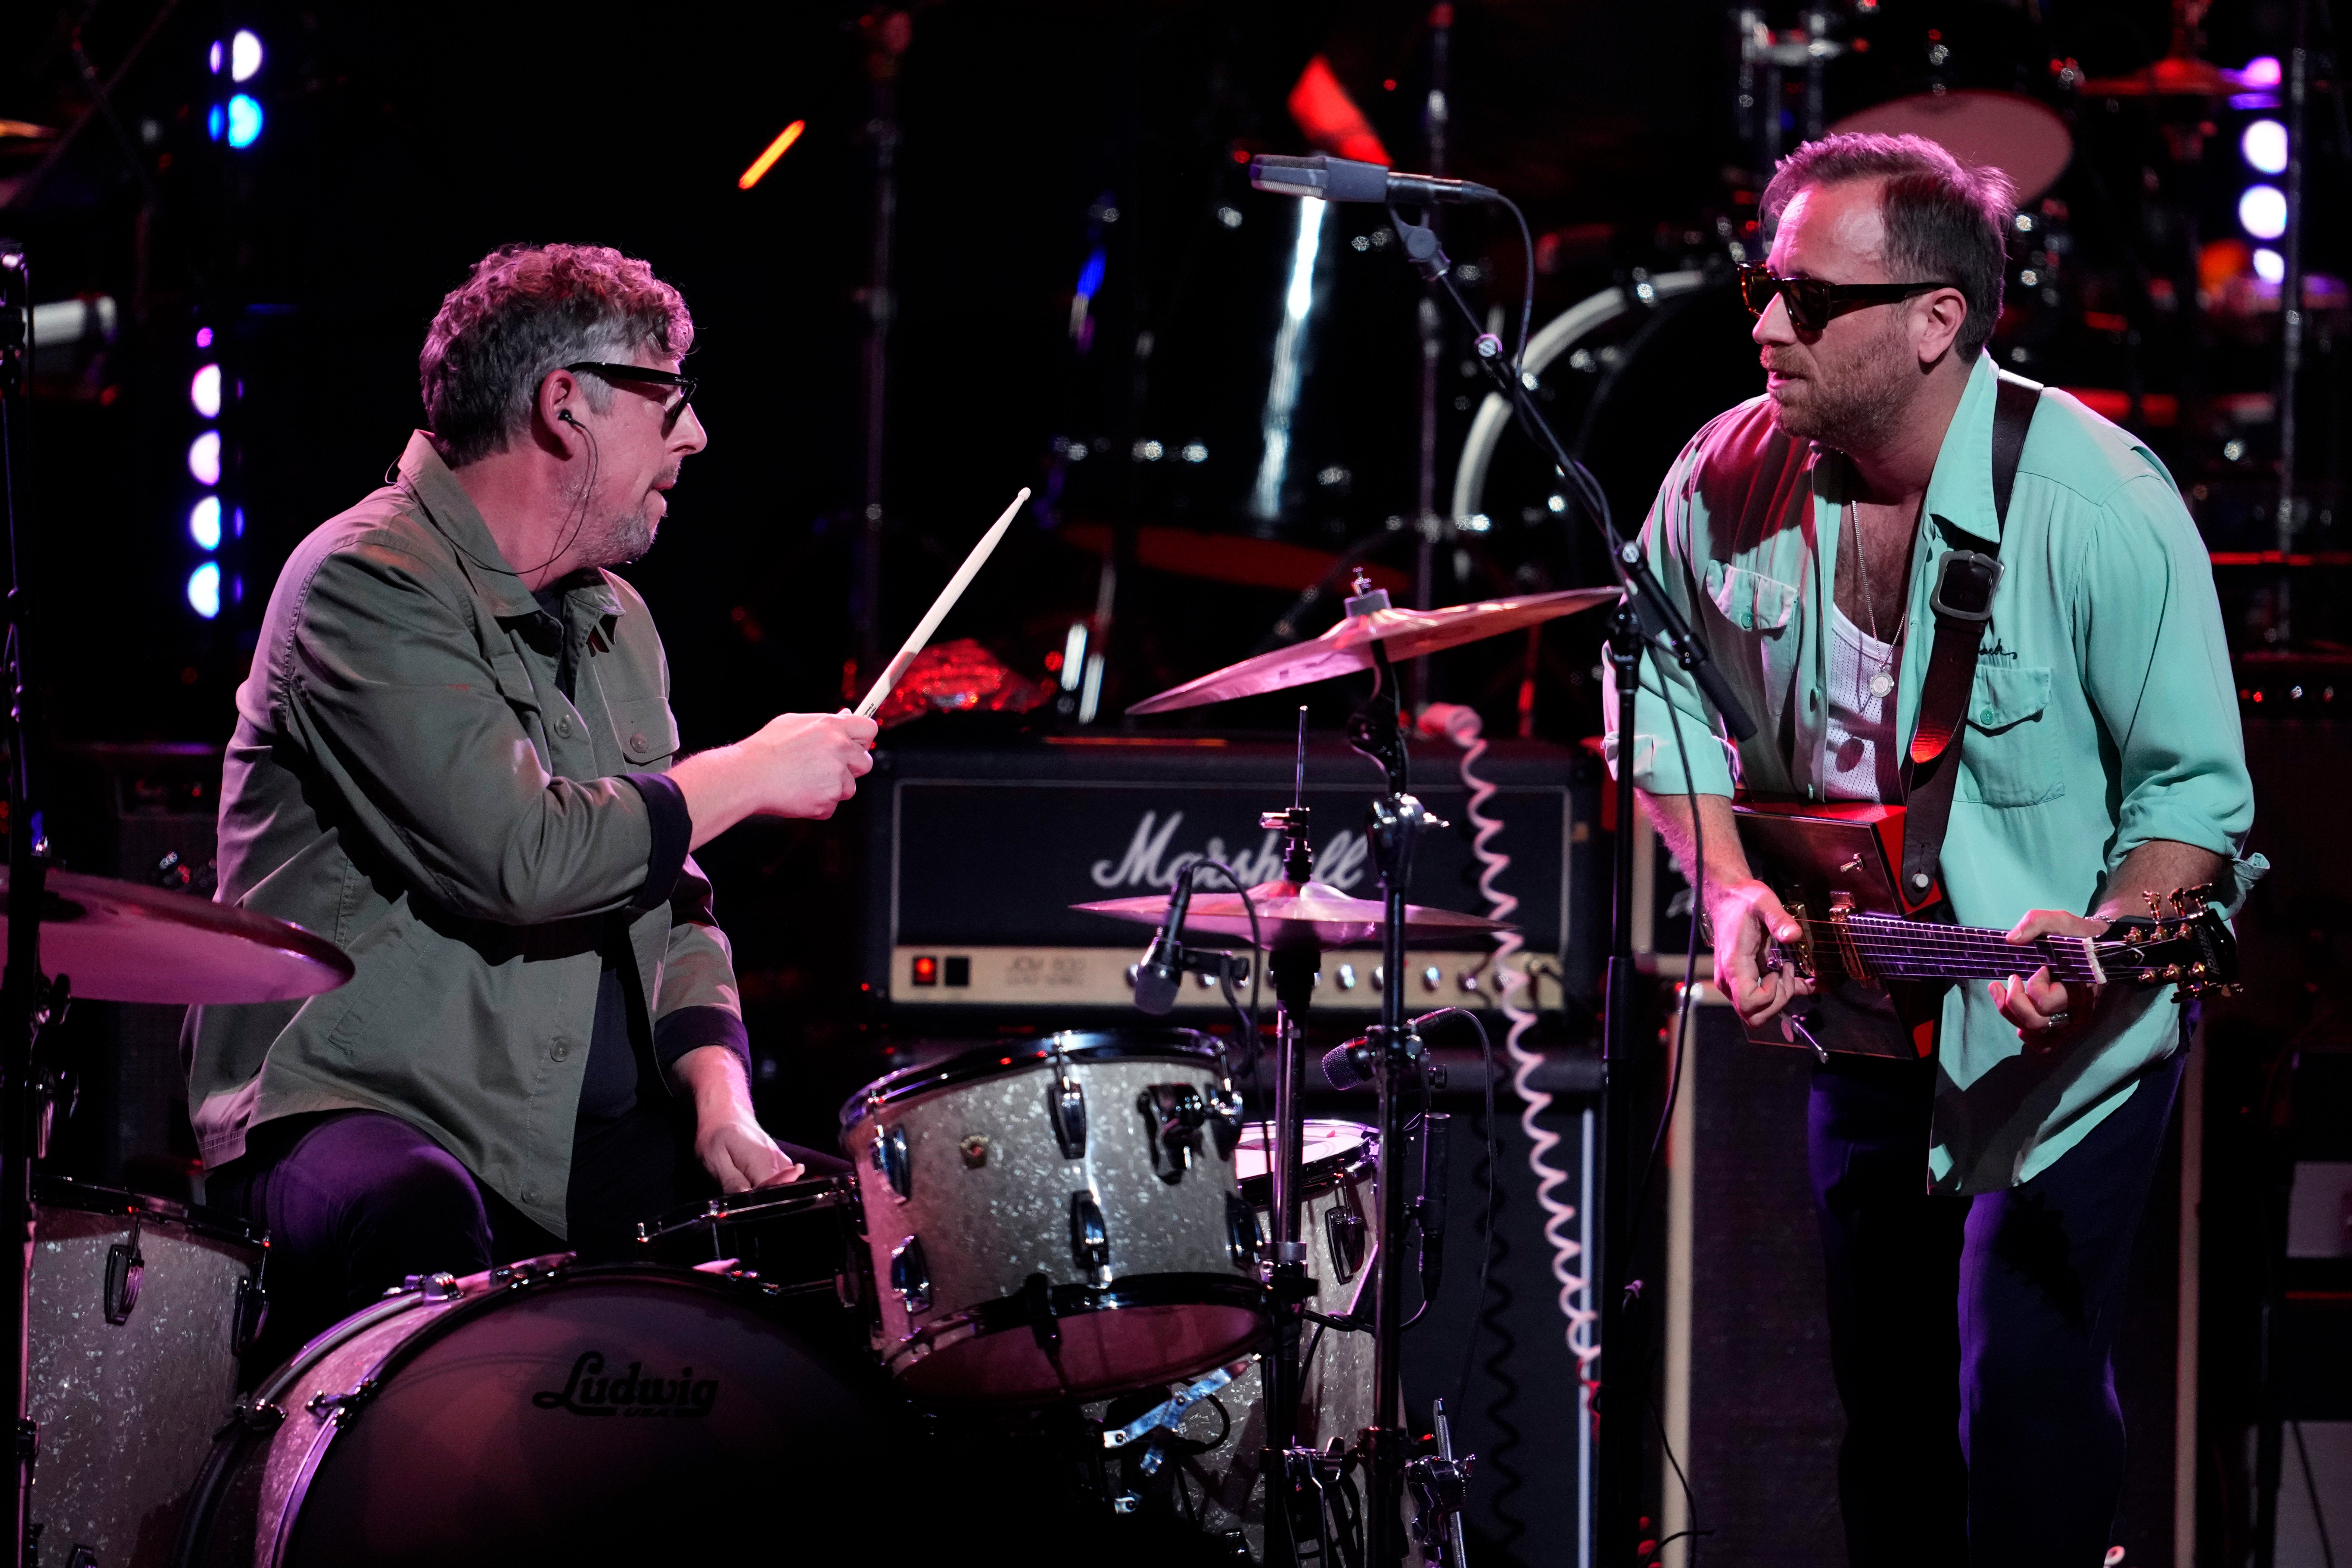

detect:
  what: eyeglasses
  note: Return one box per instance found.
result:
[1737,263,1959,333]
[563,362,699,427]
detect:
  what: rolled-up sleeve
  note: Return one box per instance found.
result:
[2073,475,2256,874]
[651,853,749,1078]
[1603,437,1739,799]
[279,544,660,925]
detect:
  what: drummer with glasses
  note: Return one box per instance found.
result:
[189,243,876,1369]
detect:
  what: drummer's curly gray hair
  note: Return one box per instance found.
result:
[420,243,694,468]
[1761,133,2015,358]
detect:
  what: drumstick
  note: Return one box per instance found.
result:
[853,487,1031,719]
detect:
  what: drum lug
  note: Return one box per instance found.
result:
[1070,1191,1111,1279]
[1207,1087,1244,1160]
[1048,1072,1087,1160]
[1325,1193,1369,1285]
[889,1234,932,1313]
[305,1379,381,1427]
[871,1124,913,1202]
[1225,1193,1261,1270]
[1139,1084,1207,1184]
[103,1218,145,1326]
[232,1271,270,1357]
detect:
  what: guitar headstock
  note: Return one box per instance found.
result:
[2102,886,2240,997]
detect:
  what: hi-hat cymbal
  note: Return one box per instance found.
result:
[0,867,353,1004]
[1126,586,1621,716]
[1074,878,1509,952]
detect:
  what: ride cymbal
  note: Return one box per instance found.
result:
[1126,586,1620,716]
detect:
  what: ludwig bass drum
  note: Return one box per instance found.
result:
[170,1256,920,1567]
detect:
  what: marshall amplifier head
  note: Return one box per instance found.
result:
[860,734,1599,1019]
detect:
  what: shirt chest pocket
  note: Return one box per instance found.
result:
[1703,561,1800,635]
[607,697,681,768]
[1957,663,2063,807]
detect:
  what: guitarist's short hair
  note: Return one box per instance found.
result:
[1760,133,2016,358]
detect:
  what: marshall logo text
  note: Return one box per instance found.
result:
[531,1351,719,1418]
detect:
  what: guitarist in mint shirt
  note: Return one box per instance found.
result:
[1608,133,2260,1567]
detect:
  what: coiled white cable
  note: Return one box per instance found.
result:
[1417,704,1600,1374]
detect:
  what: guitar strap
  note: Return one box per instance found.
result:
[1896,369,2043,910]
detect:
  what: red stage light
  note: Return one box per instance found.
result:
[911,954,939,984]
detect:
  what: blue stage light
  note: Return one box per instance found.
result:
[187,562,222,619]
[227,94,263,149]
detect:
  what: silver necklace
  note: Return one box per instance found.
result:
[1846,497,1904,700]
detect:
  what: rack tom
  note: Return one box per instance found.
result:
[840,1030,1261,1403]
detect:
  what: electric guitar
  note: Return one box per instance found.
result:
[1731,800,2239,1059]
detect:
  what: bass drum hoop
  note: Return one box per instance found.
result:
[1448,269,1716,529]
[170,1260,792,1568]
[838,1028,1223,1130]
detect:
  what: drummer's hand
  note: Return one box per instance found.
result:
[672,710,878,849]
[675,1045,802,1194]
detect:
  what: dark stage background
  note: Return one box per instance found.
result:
[5,0,2348,1564]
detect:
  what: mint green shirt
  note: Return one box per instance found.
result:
[1608,352,2261,1192]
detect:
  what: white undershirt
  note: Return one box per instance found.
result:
[1824,602,1903,802]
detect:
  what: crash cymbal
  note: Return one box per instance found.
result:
[1074,878,1509,952]
[1126,585,1621,716]
[0,867,353,1004]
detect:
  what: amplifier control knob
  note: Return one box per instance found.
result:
[1337,964,1357,990]
[1458,970,1480,993]
[1421,966,1441,993]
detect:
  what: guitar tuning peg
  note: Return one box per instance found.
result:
[2144,891,2165,919]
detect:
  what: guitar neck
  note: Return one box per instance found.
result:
[1832,912,2104,985]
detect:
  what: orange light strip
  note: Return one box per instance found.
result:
[738,120,805,190]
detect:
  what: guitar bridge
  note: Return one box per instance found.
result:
[1767,898,1818,982]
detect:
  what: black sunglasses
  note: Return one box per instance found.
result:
[1737,262,1959,332]
[563,362,699,426]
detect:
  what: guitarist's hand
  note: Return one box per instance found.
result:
[1991,909,2108,1052]
[1712,879,1814,1027]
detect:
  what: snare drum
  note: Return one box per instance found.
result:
[841,1030,1262,1403]
[1096,1121,1380,1561]
[28,1178,264,1568]
[171,1257,902,1567]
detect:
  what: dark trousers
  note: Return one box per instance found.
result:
[207,1103,845,1375]
[1810,1044,2184,1568]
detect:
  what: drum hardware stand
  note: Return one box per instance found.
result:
[1734,5,1847,171]
[1405,1397,1474,1568]
[0,236,56,1568]
[1376,202,1758,1568]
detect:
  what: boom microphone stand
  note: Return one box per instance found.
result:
[1366,199,1758,1567]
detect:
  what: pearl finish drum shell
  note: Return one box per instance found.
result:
[27,1183,260,1568]
[844,1033,1261,1402]
[1100,1120,1381,1561]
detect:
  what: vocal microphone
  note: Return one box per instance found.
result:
[1132,865,1198,1015]
[1248,154,1500,207]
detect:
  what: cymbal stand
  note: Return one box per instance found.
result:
[0,237,50,1568]
[1257,796,1339,1564]
[1378,202,1758,1568]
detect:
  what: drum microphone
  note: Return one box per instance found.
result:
[1132,865,1198,1015]
[1322,1034,1375,1091]
[1248,154,1500,207]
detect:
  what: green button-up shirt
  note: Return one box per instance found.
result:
[1608,353,2261,1192]
[183,433,741,1236]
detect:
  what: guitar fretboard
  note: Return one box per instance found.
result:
[1833,914,2104,984]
